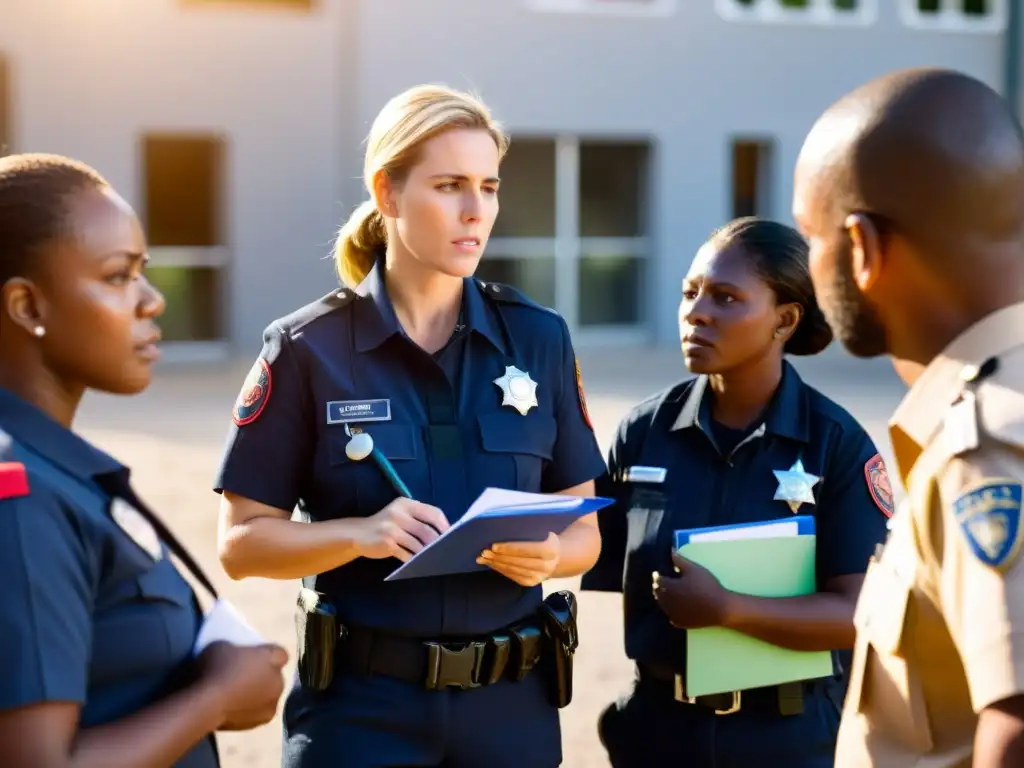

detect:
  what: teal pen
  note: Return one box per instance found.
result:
[344,425,413,499]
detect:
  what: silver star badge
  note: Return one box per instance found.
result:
[493,365,539,416]
[773,458,821,514]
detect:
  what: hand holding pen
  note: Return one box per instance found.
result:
[344,425,449,562]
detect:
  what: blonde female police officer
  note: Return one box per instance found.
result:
[213,85,606,768]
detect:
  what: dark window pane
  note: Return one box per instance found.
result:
[146,265,223,341]
[578,255,643,326]
[579,142,649,238]
[732,140,772,219]
[475,256,556,308]
[492,139,556,238]
[143,135,225,247]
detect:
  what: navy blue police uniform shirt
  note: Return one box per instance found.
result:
[581,361,892,674]
[0,388,217,768]
[214,257,605,638]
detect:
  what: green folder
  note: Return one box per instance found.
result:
[679,535,833,697]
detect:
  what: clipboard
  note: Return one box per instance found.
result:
[384,488,613,581]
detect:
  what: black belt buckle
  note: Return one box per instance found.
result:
[424,640,487,691]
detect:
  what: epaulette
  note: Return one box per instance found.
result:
[326,287,359,310]
[276,288,360,336]
[477,280,546,311]
[943,356,1001,456]
[0,461,30,501]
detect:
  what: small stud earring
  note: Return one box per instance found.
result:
[32,326,45,338]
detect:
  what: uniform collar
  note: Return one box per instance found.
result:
[0,386,123,480]
[353,254,507,355]
[889,302,1024,482]
[670,359,810,442]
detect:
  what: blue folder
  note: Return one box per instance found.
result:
[673,515,816,551]
[385,488,613,581]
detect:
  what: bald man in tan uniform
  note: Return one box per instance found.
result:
[793,68,1024,767]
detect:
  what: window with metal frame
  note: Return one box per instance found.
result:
[142,134,229,346]
[715,0,877,26]
[525,0,676,16]
[899,0,1006,33]
[731,139,774,220]
[181,0,314,10]
[477,135,651,337]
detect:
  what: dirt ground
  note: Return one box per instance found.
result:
[73,346,905,768]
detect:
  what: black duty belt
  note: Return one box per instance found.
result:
[637,663,807,716]
[339,623,546,691]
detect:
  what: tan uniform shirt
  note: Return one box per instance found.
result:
[835,303,1024,768]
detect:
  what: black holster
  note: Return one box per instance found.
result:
[536,590,579,709]
[295,587,344,692]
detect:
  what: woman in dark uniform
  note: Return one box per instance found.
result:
[0,153,287,768]
[214,84,606,768]
[583,217,892,768]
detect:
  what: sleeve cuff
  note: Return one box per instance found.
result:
[965,632,1024,712]
[543,455,607,495]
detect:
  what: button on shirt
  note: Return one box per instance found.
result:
[582,362,891,673]
[214,259,606,638]
[0,388,216,768]
[836,303,1024,768]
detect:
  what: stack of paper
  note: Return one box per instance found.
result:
[385,488,612,581]
[676,516,833,697]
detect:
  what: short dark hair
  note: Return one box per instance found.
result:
[709,216,834,356]
[0,153,108,286]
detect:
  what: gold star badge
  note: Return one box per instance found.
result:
[773,458,821,514]
[493,365,539,416]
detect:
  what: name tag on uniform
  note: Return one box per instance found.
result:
[326,399,391,424]
[110,498,163,561]
[623,465,667,484]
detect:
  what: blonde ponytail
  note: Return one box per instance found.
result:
[333,200,386,288]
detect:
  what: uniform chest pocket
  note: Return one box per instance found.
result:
[476,411,556,492]
[326,424,420,515]
[94,559,198,683]
[847,558,933,754]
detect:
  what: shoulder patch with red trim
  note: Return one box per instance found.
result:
[0,462,30,500]
[864,453,894,518]
[575,358,593,431]
[233,358,272,427]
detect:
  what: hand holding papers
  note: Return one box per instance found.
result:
[385,488,613,581]
[672,516,833,697]
[479,531,562,587]
[193,597,268,655]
